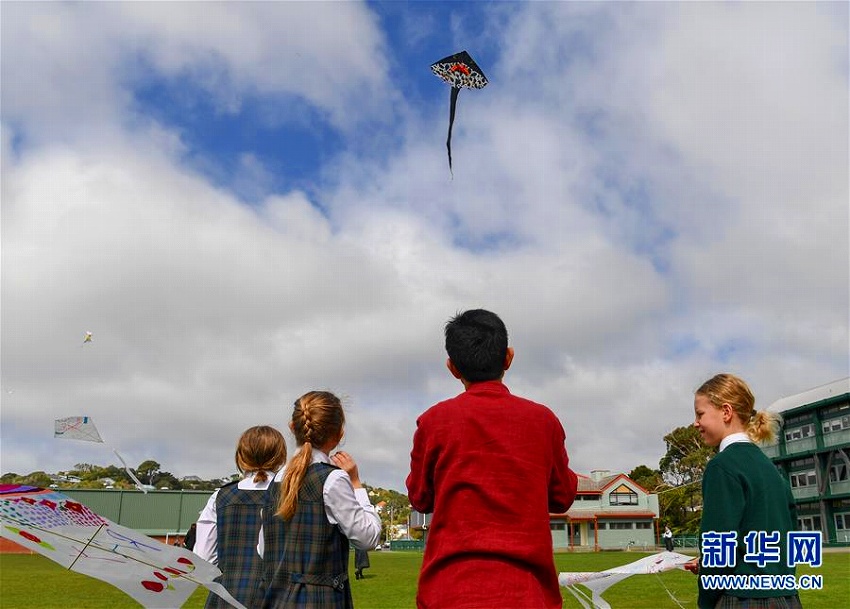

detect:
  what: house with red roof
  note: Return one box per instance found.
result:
[549,469,659,550]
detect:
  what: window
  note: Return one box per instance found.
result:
[835,513,850,531]
[609,522,633,530]
[823,415,850,434]
[822,404,850,417]
[635,522,652,529]
[785,424,815,442]
[790,470,817,488]
[550,522,565,531]
[798,515,822,532]
[597,522,607,530]
[609,484,638,506]
[790,457,815,468]
[829,462,849,482]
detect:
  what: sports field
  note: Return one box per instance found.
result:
[0,550,845,608]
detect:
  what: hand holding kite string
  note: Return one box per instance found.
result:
[54,416,148,493]
[431,50,488,176]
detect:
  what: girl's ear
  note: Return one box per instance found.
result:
[721,403,735,423]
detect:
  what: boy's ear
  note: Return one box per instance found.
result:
[503,347,514,371]
[446,358,463,380]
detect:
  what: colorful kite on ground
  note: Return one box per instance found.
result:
[0,484,247,609]
[54,416,147,493]
[559,551,694,609]
[430,50,488,175]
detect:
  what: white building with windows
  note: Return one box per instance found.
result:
[762,378,850,546]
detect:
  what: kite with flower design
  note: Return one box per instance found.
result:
[0,484,247,609]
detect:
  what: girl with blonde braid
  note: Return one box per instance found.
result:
[689,374,800,609]
[262,391,381,609]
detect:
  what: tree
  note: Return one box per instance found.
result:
[629,465,663,491]
[151,471,181,490]
[657,425,716,534]
[135,460,161,485]
[21,471,52,488]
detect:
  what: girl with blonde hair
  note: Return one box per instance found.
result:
[690,374,801,609]
[262,391,381,609]
[194,425,287,609]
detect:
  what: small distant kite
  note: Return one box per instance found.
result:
[83,332,93,344]
[431,50,489,175]
[54,416,147,493]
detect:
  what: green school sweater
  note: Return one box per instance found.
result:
[698,442,798,609]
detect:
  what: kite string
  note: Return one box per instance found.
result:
[654,573,689,609]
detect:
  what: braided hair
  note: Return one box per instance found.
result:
[277,391,346,520]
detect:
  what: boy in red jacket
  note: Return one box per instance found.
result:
[407,309,578,609]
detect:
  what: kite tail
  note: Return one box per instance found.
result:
[112,449,148,493]
[446,86,460,177]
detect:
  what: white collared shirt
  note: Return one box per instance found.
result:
[719,432,751,453]
[194,470,277,564]
[258,450,382,556]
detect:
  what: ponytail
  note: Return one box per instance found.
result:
[277,442,313,520]
[234,425,286,484]
[747,410,782,445]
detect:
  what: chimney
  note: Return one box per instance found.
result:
[590,469,611,482]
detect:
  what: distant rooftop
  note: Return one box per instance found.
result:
[767,378,850,414]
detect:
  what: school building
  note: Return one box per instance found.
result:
[761,377,850,546]
[409,469,660,551]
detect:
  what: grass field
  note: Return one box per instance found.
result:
[1,550,847,608]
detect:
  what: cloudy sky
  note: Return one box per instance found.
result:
[2,1,847,491]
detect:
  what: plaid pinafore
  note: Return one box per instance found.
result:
[204,482,266,609]
[262,462,352,609]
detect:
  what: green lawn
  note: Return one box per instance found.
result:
[1,550,846,608]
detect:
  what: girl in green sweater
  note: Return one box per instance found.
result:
[689,373,801,609]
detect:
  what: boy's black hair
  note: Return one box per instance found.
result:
[444,309,508,383]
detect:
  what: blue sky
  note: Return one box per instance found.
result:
[2,1,847,490]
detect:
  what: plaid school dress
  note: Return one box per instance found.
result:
[204,482,267,609]
[713,595,803,609]
[262,462,352,609]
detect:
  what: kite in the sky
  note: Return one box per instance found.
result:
[559,551,694,609]
[54,416,148,493]
[431,50,488,175]
[83,331,93,344]
[0,484,247,609]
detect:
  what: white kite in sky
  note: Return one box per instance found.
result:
[559,551,694,609]
[83,331,93,344]
[55,416,103,443]
[54,416,148,493]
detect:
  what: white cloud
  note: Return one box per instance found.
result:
[2,2,847,490]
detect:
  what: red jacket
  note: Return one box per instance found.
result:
[406,381,578,609]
